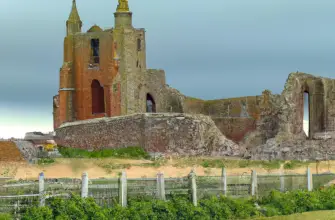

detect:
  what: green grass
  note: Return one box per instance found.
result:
[37,158,55,165]
[0,213,12,220]
[173,158,282,169]
[57,146,150,159]
[284,160,310,170]
[254,210,335,220]
[238,160,282,170]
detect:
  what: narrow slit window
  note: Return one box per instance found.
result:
[137,38,141,51]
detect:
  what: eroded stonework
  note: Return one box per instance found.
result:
[56,113,245,157]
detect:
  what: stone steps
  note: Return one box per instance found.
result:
[13,140,38,163]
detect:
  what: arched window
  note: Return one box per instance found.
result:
[146,93,156,113]
[91,80,105,114]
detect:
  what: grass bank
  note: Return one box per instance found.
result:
[254,210,335,220]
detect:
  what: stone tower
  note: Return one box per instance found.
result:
[113,0,147,115]
[54,0,82,129]
[53,0,175,129]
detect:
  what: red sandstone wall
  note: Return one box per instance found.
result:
[212,118,257,143]
[73,33,120,121]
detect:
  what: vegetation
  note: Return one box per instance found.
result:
[55,145,313,171]
[172,158,283,170]
[37,158,55,165]
[20,186,335,220]
[58,146,150,159]
[283,161,309,170]
[0,213,12,220]
[254,210,335,220]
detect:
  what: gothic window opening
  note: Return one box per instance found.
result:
[91,80,105,114]
[137,38,141,51]
[146,93,156,113]
[303,92,310,137]
[91,39,100,64]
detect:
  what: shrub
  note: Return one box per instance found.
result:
[21,206,53,220]
[21,187,335,220]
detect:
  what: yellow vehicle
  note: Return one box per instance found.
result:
[43,144,56,151]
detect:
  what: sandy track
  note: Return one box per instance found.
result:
[1,159,335,180]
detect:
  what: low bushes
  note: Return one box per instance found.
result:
[21,186,335,219]
[21,194,260,220]
[258,186,335,217]
[57,146,150,159]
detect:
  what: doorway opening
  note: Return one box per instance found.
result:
[146,93,156,113]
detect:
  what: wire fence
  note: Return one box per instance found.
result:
[1,168,335,217]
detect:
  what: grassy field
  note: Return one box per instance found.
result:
[255,210,335,220]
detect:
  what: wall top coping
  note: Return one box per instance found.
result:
[57,113,211,129]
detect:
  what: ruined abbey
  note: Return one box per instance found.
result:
[54,0,335,160]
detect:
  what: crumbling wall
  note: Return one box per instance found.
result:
[212,117,256,143]
[55,113,245,157]
[247,72,335,160]
[182,95,266,143]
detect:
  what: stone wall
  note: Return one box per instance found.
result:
[182,95,266,143]
[55,113,245,157]
[183,96,262,119]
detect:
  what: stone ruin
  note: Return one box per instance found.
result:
[53,2,335,160]
[55,72,335,160]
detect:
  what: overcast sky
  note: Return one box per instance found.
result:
[0,0,333,138]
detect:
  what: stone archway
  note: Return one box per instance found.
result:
[91,80,105,114]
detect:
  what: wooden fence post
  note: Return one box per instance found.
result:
[307,167,313,191]
[189,170,197,206]
[280,171,285,192]
[39,172,45,207]
[251,170,257,198]
[81,172,88,198]
[119,171,127,207]
[221,167,227,196]
[157,172,166,200]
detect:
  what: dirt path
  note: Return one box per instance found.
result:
[1,159,335,180]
